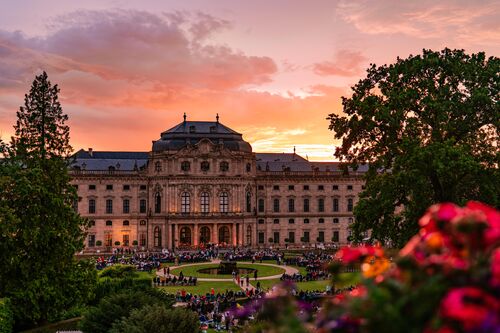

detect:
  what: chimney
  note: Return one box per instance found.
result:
[88,148,93,157]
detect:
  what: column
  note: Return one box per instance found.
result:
[213,223,218,244]
[194,223,198,246]
[173,223,177,249]
[167,222,172,250]
[232,223,237,246]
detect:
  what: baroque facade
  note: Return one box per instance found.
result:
[71,116,366,251]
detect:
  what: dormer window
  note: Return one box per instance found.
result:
[181,161,191,172]
[154,161,162,172]
[220,161,229,172]
[210,126,216,133]
[201,161,210,172]
[189,125,196,133]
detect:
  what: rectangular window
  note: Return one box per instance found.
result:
[106,184,113,190]
[258,219,265,224]
[288,198,295,212]
[273,219,279,224]
[288,185,294,190]
[88,199,96,214]
[319,218,324,224]
[318,231,325,243]
[140,233,146,247]
[258,232,265,244]
[288,231,295,243]
[123,234,129,246]
[105,233,112,247]
[123,199,130,213]
[273,185,280,190]
[303,198,309,212]
[140,185,147,190]
[304,218,309,224]
[123,184,130,191]
[288,218,295,224]
[88,234,95,247]
[273,199,280,212]
[140,199,147,213]
[333,231,339,242]
[333,198,339,212]
[258,199,265,212]
[347,185,353,190]
[303,185,309,190]
[303,231,310,243]
[273,232,280,244]
[332,185,339,190]
[318,198,325,212]
[347,198,354,212]
[89,184,96,190]
[318,185,324,190]
[258,185,264,190]
[106,199,113,214]
[333,218,339,224]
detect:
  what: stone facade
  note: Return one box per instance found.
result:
[70,118,366,251]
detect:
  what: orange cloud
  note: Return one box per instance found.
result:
[312,50,368,77]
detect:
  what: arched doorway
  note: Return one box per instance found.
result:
[218,226,230,244]
[199,226,211,244]
[179,226,192,245]
[154,226,162,247]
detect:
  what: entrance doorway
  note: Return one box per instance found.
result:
[179,226,192,245]
[199,226,211,244]
[218,226,230,244]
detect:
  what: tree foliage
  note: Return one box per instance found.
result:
[328,49,499,247]
[0,72,96,328]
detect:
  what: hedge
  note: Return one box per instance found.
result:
[0,298,14,333]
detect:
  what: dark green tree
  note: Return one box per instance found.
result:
[328,49,499,247]
[0,72,96,329]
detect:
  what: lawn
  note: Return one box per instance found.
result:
[251,272,360,292]
[170,263,285,279]
[159,281,241,295]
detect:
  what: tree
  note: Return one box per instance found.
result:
[0,72,96,328]
[328,49,499,247]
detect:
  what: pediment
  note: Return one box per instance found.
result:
[174,138,233,158]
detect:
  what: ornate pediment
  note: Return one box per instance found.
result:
[174,138,234,158]
[197,184,213,196]
[177,184,194,195]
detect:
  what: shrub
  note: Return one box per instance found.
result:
[92,276,151,305]
[0,298,14,333]
[114,241,120,246]
[99,265,137,279]
[110,305,199,333]
[95,240,102,246]
[132,240,138,246]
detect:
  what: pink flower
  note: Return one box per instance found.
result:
[491,248,500,288]
[437,203,460,222]
[440,287,500,331]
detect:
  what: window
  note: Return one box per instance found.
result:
[333,231,339,242]
[123,199,130,213]
[210,126,216,133]
[154,161,162,172]
[200,226,211,244]
[106,199,113,214]
[140,199,147,213]
[140,220,146,226]
[303,185,309,190]
[181,192,190,213]
[319,218,325,224]
[106,184,113,190]
[201,161,210,172]
[105,233,112,247]
[258,185,264,190]
[246,163,251,172]
[88,235,96,247]
[288,232,295,243]
[181,161,191,171]
[258,198,265,212]
[246,192,251,213]
[189,125,196,133]
[72,198,79,212]
[180,227,192,245]
[333,185,339,190]
[288,198,295,212]
[258,232,265,244]
[318,231,325,243]
[200,192,210,213]
[273,198,280,212]
[349,217,354,224]
[219,192,229,213]
[273,219,279,224]
[347,198,354,212]
[288,185,295,190]
[140,233,146,246]
[288,218,295,224]
[318,198,325,212]
[347,185,353,190]
[246,225,252,245]
[318,185,324,190]
[89,184,96,190]
[155,193,161,213]
[258,219,265,224]
[303,198,310,212]
[303,231,310,243]
[106,220,112,226]
[333,218,339,224]
[140,185,147,190]
[304,218,310,224]
[154,226,162,247]
[333,198,339,212]
[123,184,130,191]
[218,226,230,244]
[123,220,129,226]
[273,185,279,190]
[273,232,280,244]
[220,161,229,172]
[88,199,96,214]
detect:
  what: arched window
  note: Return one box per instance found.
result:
[288,198,295,212]
[201,161,210,172]
[347,198,353,212]
[273,198,280,212]
[181,161,190,171]
[123,199,130,213]
[123,220,129,226]
[154,226,162,247]
[258,198,265,212]
[154,192,161,213]
[180,226,192,245]
[140,199,147,213]
[246,225,252,245]
[220,161,229,172]
[200,226,211,244]
[219,192,229,213]
[246,192,251,213]
[303,198,310,212]
[318,198,325,212]
[181,192,190,213]
[218,226,230,244]
[88,199,96,214]
[200,192,210,213]
[106,199,113,214]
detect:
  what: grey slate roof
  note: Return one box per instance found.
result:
[162,121,240,135]
[71,149,148,171]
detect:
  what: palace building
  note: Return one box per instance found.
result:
[70,115,367,251]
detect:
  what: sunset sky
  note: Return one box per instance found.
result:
[0,0,498,160]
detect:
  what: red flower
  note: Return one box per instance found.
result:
[440,287,500,331]
[491,248,500,288]
[436,203,461,222]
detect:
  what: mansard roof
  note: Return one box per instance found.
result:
[152,120,252,153]
[71,149,148,171]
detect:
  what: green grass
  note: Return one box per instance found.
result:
[170,263,285,279]
[159,281,241,295]
[252,272,361,292]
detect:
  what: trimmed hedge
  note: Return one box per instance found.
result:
[0,298,14,333]
[99,265,137,279]
[93,276,151,305]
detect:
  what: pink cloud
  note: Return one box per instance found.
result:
[312,50,368,77]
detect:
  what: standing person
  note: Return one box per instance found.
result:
[254,270,258,281]
[246,275,250,287]
[167,266,170,276]
[163,267,166,276]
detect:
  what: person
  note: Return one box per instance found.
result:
[167,266,170,276]
[254,270,258,281]
[246,275,250,286]
[256,281,261,290]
